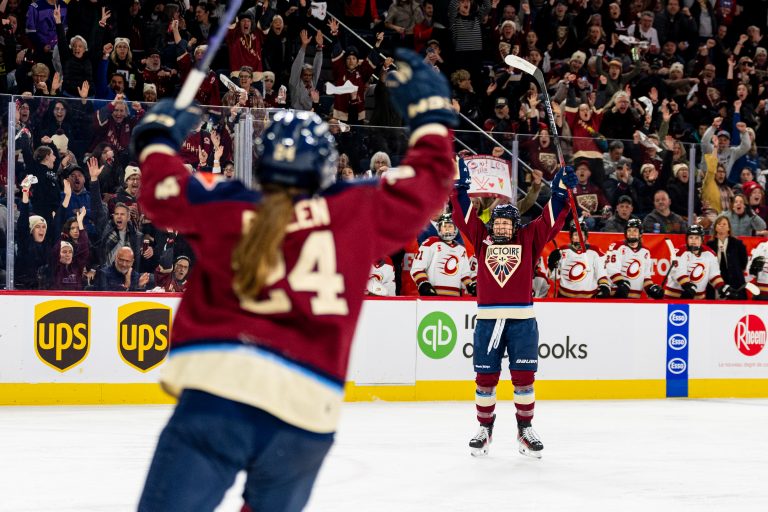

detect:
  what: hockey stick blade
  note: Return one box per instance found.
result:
[504,54,538,76]
[175,0,244,109]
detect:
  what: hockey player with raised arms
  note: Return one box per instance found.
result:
[548,221,612,299]
[411,213,476,296]
[450,159,577,458]
[605,218,664,299]
[131,48,457,511]
[665,225,738,300]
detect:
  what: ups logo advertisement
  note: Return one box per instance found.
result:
[34,300,90,372]
[117,302,172,372]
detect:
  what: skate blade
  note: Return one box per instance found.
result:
[518,444,543,459]
[470,446,489,457]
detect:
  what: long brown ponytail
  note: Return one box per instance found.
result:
[232,189,295,298]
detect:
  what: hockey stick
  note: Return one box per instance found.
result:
[504,54,587,253]
[175,0,244,109]
[661,238,679,289]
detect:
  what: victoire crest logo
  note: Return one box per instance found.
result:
[117,302,172,372]
[417,311,457,359]
[34,300,90,372]
[733,315,766,357]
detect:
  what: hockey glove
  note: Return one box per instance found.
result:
[386,48,458,131]
[551,166,576,201]
[614,279,631,298]
[131,99,203,160]
[596,284,611,298]
[680,282,697,299]
[456,156,471,190]
[718,284,741,300]
[646,284,664,300]
[466,282,477,297]
[547,249,561,271]
[749,256,765,277]
[418,281,438,296]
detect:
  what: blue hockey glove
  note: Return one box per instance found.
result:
[385,48,458,130]
[551,165,576,200]
[456,156,471,189]
[131,99,203,159]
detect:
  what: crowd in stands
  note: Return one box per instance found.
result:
[0,0,767,297]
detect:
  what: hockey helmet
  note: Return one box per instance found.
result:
[489,203,520,244]
[625,218,643,244]
[686,224,704,252]
[256,111,338,193]
[437,213,458,242]
[569,220,589,237]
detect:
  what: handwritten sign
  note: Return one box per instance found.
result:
[464,155,512,199]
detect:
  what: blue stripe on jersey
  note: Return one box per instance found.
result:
[170,342,345,393]
[186,177,261,204]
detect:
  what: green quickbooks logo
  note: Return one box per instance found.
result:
[418,312,457,359]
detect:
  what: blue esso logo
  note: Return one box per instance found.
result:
[668,358,687,374]
[668,334,687,351]
[668,309,688,326]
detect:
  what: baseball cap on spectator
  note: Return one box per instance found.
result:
[717,130,731,140]
[240,12,255,22]
[63,165,85,179]
[495,97,508,108]
[124,165,141,183]
[608,59,622,68]
[146,48,161,57]
[670,62,684,73]
[426,39,440,47]
[742,180,764,198]
[574,157,590,169]
[346,45,360,57]
[29,215,46,233]
[617,195,633,206]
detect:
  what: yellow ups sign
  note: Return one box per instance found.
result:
[35,300,90,372]
[117,302,172,373]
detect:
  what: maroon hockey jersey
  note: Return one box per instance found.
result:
[137,125,454,432]
[451,189,569,319]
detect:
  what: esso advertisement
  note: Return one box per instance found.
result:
[688,306,768,378]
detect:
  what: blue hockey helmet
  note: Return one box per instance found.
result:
[255,111,338,192]
[489,203,520,244]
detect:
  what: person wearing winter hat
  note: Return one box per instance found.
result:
[742,181,767,224]
[17,185,52,289]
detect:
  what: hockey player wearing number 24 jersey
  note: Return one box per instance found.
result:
[451,161,574,459]
[133,49,458,512]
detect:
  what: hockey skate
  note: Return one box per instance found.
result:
[469,418,494,457]
[517,422,543,459]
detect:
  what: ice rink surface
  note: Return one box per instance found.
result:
[1,399,767,512]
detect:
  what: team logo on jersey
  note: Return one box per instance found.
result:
[567,261,588,282]
[441,255,459,276]
[626,259,642,279]
[485,244,521,287]
[689,263,706,282]
[34,300,90,372]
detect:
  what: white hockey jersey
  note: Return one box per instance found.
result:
[533,256,550,298]
[553,245,610,298]
[605,243,654,298]
[747,241,768,296]
[411,236,473,296]
[367,258,396,296]
[665,246,724,299]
